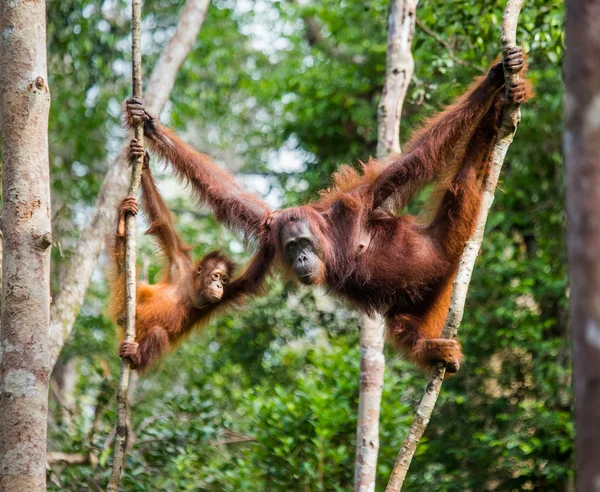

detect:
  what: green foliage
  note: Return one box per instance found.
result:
[47,0,569,490]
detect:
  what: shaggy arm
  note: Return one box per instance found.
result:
[371,57,512,210]
[224,240,276,303]
[140,164,191,281]
[126,99,271,242]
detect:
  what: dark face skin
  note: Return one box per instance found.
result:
[193,260,229,307]
[280,218,323,285]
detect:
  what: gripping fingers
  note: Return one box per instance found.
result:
[119,341,139,369]
[119,196,139,216]
[129,139,150,170]
[126,98,146,125]
[421,338,463,373]
[125,97,157,137]
[503,46,524,74]
[119,341,139,358]
[507,79,528,104]
[129,138,144,162]
[445,358,461,374]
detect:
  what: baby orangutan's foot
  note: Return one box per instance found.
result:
[119,341,140,369]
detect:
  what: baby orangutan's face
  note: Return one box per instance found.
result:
[193,258,230,307]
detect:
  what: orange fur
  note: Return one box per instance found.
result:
[109,164,274,372]
[126,52,532,373]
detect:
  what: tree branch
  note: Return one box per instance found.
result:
[46,452,97,467]
[48,0,211,371]
[354,2,418,492]
[415,18,486,74]
[385,1,526,490]
[107,0,145,486]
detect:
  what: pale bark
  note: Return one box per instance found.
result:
[385,1,526,490]
[47,452,96,467]
[48,0,211,370]
[564,0,600,489]
[354,2,418,491]
[376,0,419,159]
[0,1,52,490]
[355,313,385,492]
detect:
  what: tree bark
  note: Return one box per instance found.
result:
[0,1,52,490]
[564,0,600,490]
[385,1,526,490]
[355,313,385,492]
[48,0,211,370]
[376,0,419,159]
[354,2,418,491]
[107,0,146,488]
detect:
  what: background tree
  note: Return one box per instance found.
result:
[355,1,418,490]
[564,0,600,489]
[0,1,52,490]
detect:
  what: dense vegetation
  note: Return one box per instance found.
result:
[44,0,568,490]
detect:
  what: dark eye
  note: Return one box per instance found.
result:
[285,240,296,252]
[221,275,228,284]
[212,273,220,281]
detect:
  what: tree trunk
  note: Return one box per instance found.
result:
[0,1,52,490]
[376,0,418,159]
[355,313,385,492]
[354,2,418,491]
[48,0,211,370]
[564,0,600,490]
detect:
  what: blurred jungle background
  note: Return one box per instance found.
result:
[43,0,568,489]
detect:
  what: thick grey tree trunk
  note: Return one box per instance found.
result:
[564,0,600,490]
[0,1,52,490]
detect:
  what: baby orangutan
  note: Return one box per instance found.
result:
[109,140,273,371]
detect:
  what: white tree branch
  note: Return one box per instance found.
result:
[354,2,418,491]
[385,1,526,490]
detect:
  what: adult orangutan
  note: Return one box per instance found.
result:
[109,141,274,371]
[125,48,530,373]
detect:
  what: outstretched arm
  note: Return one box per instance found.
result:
[130,140,192,281]
[223,239,276,305]
[371,47,528,210]
[125,100,271,242]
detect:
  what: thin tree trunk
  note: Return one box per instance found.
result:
[354,2,418,491]
[52,358,78,430]
[0,1,52,490]
[48,0,211,370]
[107,0,145,488]
[385,1,526,490]
[564,0,600,489]
[376,0,418,159]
